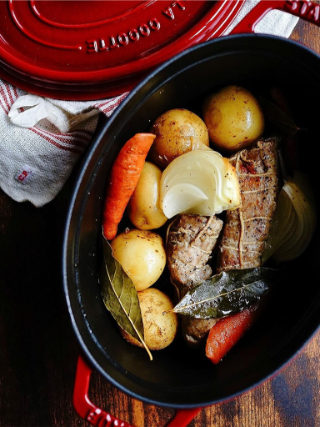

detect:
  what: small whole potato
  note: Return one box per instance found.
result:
[149,108,209,168]
[127,162,167,230]
[203,85,264,152]
[121,288,178,350]
[111,229,166,291]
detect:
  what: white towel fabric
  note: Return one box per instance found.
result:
[0,1,298,207]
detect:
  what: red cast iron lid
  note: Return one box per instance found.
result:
[0,0,244,100]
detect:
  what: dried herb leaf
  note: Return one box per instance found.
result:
[172,268,275,319]
[101,235,152,360]
[258,96,300,136]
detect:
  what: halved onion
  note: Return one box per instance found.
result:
[160,149,240,218]
[262,171,317,263]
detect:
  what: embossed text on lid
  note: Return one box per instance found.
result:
[0,0,243,100]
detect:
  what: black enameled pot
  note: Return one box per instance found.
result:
[62,34,320,424]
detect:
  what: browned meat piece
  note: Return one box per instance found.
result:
[206,139,279,360]
[181,317,218,346]
[217,138,279,272]
[167,214,223,293]
[167,214,223,346]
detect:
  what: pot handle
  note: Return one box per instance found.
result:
[165,408,202,427]
[73,355,202,427]
[230,0,320,34]
[73,355,133,427]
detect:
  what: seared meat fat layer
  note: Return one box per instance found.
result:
[217,138,279,272]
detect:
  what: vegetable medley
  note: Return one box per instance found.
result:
[100,85,317,363]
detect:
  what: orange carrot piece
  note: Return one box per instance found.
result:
[205,304,262,364]
[102,133,156,240]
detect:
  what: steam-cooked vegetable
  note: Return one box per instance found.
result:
[103,133,156,240]
[262,171,317,263]
[127,162,167,230]
[205,303,263,364]
[101,237,152,360]
[203,85,264,152]
[160,149,240,219]
[139,288,178,350]
[149,108,210,168]
[111,229,166,291]
[122,288,179,350]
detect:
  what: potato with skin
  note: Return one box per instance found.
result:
[203,85,265,152]
[110,229,166,291]
[127,162,167,230]
[149,108,210,168]
[121,288,178,350]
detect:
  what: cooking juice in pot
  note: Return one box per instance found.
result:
[100,84,317,364]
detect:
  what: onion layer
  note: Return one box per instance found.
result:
[160,150,240,219]
[263,171,317,263]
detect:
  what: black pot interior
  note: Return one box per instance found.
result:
[63,35,320,408]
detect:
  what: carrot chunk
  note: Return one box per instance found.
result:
[102,133,156,240]
[205,304,261,364]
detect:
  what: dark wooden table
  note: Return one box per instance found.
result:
[1,17,320,427]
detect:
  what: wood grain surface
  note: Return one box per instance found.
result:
[1,13,320,427]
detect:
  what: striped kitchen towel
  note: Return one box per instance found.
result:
[0,80,128,207]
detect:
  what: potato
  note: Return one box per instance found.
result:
[110,229,166,291]
[149,108,209,168]
[203,85,264,152]
[127,162,167,230]
[121,288,178,350]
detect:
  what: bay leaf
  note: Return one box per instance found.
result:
[172,268,276,319]
[101,235,152,360]
[258,96,300,136]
